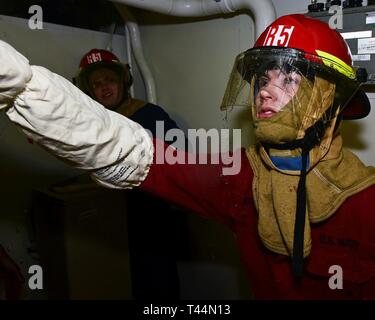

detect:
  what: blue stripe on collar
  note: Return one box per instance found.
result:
[269,155,310,171]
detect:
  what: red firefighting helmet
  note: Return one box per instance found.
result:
[74,48,132,95]
[253,14,370,120]
[79,48,121,70]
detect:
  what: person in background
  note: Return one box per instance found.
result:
[73,49,190,300]
[75,49,181,137]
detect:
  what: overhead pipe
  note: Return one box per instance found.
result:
[111,0,276,104]
[111,0,276,38]
[125,25,135,98]
[114,4,157,104]
[228,0,276,38]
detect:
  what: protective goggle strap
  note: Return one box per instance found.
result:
[292,146,308,278]
[264,119,328,279]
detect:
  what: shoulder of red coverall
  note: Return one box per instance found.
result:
[140,138,255,229]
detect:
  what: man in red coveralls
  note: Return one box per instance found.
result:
[1,14,375,299]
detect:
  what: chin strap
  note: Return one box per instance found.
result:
[264,119,328,278]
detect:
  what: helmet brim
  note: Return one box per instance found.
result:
[79,60,124,80]
[342,89,371,120]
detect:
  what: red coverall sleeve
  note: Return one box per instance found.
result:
[140,139,254,230]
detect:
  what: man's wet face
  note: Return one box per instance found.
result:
[255,68,301,119]
[88,68,124,110]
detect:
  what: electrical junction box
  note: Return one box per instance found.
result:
[307,5,375,85]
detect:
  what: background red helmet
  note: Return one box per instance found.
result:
[254,14,370,120]
[79,49,121,70]
[74,48,133,96]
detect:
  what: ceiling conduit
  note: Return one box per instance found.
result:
[111,0,276,104]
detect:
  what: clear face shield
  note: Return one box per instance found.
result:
[253,64,303,121]
[221,48,360,145]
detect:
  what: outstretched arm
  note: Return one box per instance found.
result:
[1,39,153,189]
[141,141,252,229]
[0,39,254,229]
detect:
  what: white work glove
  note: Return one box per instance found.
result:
[1,39,153,189]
